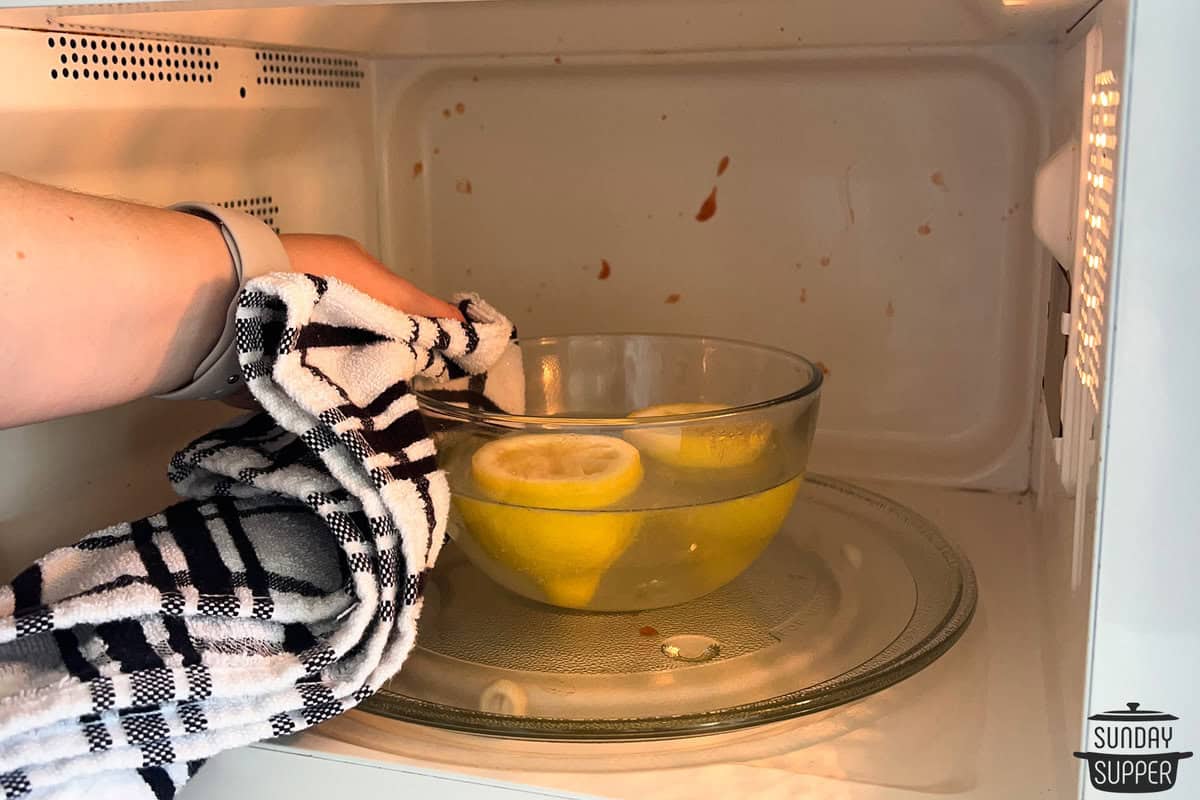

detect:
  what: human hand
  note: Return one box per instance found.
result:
[222,234,462,409]
[279,234,463,321]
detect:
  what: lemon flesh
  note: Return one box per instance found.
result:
[626,402,771,469]
[461,434,645,608]
[676,477,802,590]
[470,433,643,510]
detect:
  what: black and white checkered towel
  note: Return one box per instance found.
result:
[0,273,521,799]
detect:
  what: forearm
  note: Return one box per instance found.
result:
[0,174,234,427]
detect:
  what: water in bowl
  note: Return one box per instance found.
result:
[437,422,812,611]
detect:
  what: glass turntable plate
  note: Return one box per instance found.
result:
[359,475,977,740]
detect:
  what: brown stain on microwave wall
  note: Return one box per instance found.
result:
[717,156,730,176]
[455,102,466,115]
[917,223,932,236]
[843,165,856,226]
[695,188,717,222]
[931,171,948,191]
[819,256,831,267]
[598,259,612,280]
[412,161,423,178]
[665,293,681,304]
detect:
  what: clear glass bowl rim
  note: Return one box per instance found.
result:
[415,332,825,428]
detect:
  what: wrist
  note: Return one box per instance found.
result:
[156,204,291,400]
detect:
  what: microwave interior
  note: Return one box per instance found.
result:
[0,0,1126,797]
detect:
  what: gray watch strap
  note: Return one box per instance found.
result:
[156,202,291,401]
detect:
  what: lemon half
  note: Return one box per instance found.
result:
[459,434,645,608]
[626,402,771,469]
[680,477,802,590]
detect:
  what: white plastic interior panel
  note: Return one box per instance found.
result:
[0,0,1098,57]
[1027,10,1106,797]
[379,47,1050,489]
[0,26,377,580]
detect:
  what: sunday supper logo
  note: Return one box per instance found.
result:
[1074,703,1193,793]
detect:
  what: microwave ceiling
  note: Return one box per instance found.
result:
[0,0,1100,57]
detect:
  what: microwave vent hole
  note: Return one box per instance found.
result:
[254,49,363,90]
[46,34,217,85]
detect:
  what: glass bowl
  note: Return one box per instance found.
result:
[417,334,823,612]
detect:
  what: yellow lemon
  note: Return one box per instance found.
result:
[676,477,802,590]
[459,434,645,608]
[626,402,771,469]
[470,433,643,509]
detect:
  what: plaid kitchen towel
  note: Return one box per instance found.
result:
[0,273,522,800]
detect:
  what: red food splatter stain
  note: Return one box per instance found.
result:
[67,215,75,222]
[800,288,807,303]
[15,251,25,260]
[819,256,831,267]
[717,156,730,176]
[442,108,451,118]
[455,178,473,194]
[931,171,947,190]
[842,165,856,226]
[886,300,895,318]
[665,293,681,304]
[455,102,466,114]
[816,361,831,376]
[412,161,423,178]
[639,626,658,637]
[695,187,718,222]
[598,259,612,280]
[917,223,932,236]
[553,56,562,64]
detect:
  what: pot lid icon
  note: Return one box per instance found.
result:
[1088,702,1178,722]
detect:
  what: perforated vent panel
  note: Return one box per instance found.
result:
[46,33,218,84]
[254,50,363,89]
[218,196,280,234]
[1077,69,1119,413]
[1057,25,1120,495]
